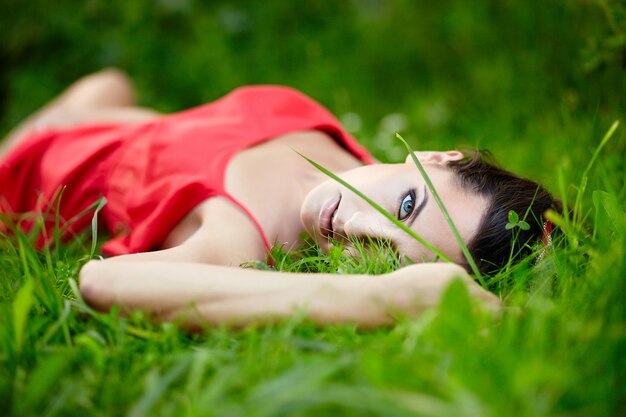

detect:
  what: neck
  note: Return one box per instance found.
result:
[299,166,337,193]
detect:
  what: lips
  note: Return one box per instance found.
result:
[319,195,341,238]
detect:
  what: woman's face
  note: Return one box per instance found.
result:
[300,151,489,263]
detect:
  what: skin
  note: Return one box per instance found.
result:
[300,153,488,264]
[1,69,500,329]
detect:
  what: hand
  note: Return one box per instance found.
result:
[386,263,501,312]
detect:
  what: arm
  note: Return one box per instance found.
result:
[79,260,499,329]
[104,197,269,265]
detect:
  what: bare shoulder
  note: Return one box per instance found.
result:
[162,196,269,266]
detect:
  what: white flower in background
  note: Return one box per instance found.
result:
[340,112,363,133]
[422,100,449,129]
[379,113,408,134]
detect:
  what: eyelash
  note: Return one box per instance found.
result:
[398,189,417,221]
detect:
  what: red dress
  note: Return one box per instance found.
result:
[0,86,374,255]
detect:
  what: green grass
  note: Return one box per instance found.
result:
[1,124,624,416]
[1,0,626,416]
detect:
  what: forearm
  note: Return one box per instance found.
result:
[81,261,382,328]
[79,261,497,329]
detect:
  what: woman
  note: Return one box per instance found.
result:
[0,69,558,328]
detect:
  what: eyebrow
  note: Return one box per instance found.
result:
[407,185,429,227]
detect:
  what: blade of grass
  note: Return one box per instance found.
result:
[89,197,107,258]
[53,186,67,251]
[297,152,453,263]
[39,299,72,347]
[13,276,34,354]
[396,134,484,284]
[57,197,107,238]
[573,120,619,225]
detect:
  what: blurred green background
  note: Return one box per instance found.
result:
[1,0,624,184]
[1,3,626,416]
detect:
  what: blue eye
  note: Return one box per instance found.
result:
[399,192,415,220]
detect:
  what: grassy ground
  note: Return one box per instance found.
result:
[1,1,625,416]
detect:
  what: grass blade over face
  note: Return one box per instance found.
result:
[297,152,453,264]
[395,134,484,284]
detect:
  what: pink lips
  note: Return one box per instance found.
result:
[319,196,341,238]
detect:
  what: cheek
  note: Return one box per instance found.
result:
[394,206,458,263]
[397,195,487,264]
[396,239,440,263]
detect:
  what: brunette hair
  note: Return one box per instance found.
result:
[448,151,561,275]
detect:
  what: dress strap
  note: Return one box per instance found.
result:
[221,192,273,256]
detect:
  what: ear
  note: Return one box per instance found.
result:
[405,151,464,165]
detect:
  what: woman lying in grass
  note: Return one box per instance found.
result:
[0,69,559,329]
